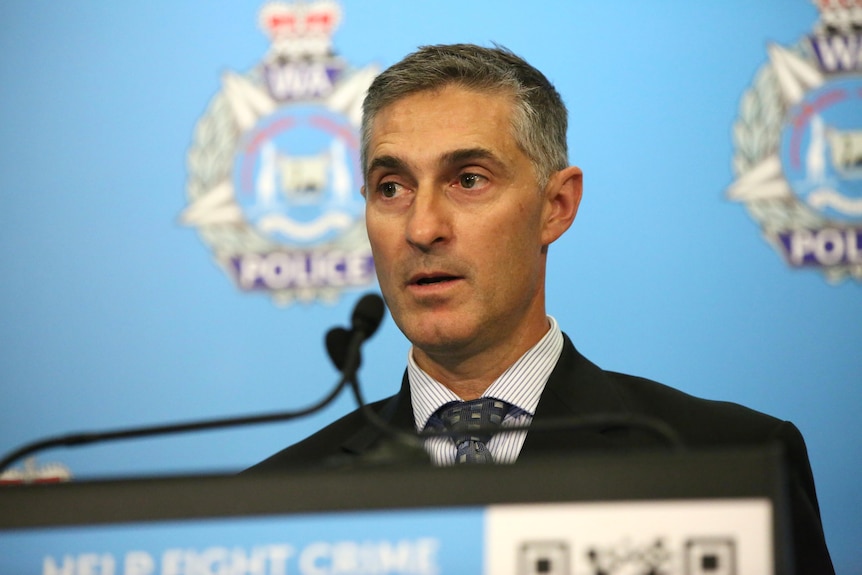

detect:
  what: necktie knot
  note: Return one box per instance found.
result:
[437,398,510,464]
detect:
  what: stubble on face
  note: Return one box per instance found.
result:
[363,86,552,390]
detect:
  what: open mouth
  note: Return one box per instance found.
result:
[414,275,459,286]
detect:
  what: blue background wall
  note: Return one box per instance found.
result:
[1,2,859,572]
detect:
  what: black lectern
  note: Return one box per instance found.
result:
[0,446,792,574]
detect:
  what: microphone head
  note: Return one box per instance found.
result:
[351,293,385,339]
[325,327,352,371]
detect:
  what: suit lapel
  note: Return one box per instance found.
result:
[339,372,415,456]
[339,333,642,461]
[519,334,633,459]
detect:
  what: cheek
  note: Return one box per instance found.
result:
[469,204,538,254]
[476,235,533,293]
[503,207,543,248]
[366,236,389,281]
[365,217,392,257]
[369,243,395,284]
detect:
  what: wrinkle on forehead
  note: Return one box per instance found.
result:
[363,85,519,166]
[369,90,524,171]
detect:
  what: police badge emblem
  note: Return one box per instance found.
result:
[727,0,862,282]
[182,1,378,305]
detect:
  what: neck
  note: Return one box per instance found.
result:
[412,315,551,401]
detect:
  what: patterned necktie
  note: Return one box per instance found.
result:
[437,398,510,464]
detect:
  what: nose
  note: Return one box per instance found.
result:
[405,189,451,251]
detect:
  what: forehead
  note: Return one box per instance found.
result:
[366,85,521,166]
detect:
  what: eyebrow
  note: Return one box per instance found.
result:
[440,147,500,167]
[366,147,506,179]
[366,155,408,178]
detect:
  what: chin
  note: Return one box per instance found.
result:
[404,322,478,355]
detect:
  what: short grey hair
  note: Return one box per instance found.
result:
[360,43,569,188]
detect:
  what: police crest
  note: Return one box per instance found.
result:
[727,0,862,282]
[182,1,377,304]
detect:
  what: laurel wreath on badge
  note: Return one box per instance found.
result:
[732,50,824,233]
[728,36,862,283]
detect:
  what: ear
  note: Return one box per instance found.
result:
[541,166,582,246]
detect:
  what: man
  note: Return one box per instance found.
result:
[251,44,833,572]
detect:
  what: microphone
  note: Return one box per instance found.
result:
[0,293,389,475]
[326,293,385,375]
[352,292,386,340]
[325,296,682,458]
[323,295,429,460]
[325,327,352,371]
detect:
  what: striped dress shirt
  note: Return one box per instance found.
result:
[408,317,564,466]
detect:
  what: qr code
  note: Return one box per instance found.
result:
[685,538,736,575]
[518,541,569,575]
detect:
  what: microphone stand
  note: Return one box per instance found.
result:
[1,290,684,475]
[0,374,355,475]
[0,294,390,475]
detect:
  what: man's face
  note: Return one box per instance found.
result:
[363,85,559,366]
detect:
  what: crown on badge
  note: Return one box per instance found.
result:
[811,0,862,34]
[259,0,342,57]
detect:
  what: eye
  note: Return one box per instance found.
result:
[458,173,487,189]
[377,181,403,199]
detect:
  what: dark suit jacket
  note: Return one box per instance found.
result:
[249,334,833,573]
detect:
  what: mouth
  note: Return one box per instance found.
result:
[409,273,462,287]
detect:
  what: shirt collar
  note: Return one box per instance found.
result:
[408,316,564,432]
